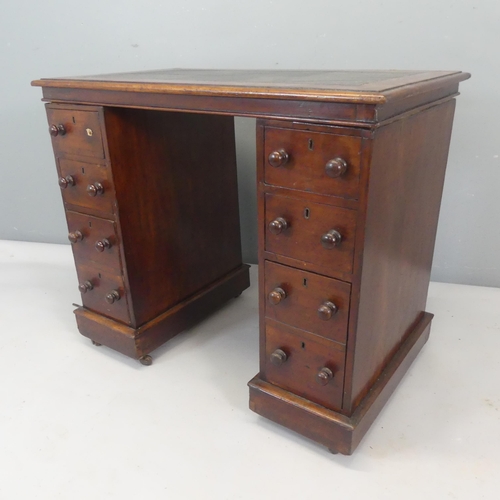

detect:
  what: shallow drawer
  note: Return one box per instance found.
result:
[46,106,105,159]
[264,126,362,200]
[264,319,345,411]
[58,158,115,214]
[75,265,130,324]
[265,194,357,275]
[66,211,121,272]
[265,261,350,344]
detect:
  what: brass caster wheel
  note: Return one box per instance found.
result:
[92,340,102,346]
[139,355,153,366]
[328,448,339,455]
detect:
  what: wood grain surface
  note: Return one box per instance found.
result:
[33,69,470,104]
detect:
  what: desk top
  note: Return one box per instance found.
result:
[32,69,470,125]
[32,69,469,104]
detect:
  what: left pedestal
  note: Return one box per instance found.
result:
[45,103,250,360]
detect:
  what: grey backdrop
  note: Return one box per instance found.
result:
[1,1,498,287]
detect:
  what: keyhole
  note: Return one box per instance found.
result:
[301,342,306,349]
[308,139,314,150]
[72,116,76,124]
[303,278,308,287]
[88,221,92,227]
[98,273,102,279]
[81,167,85,174]
[304,208,310,219]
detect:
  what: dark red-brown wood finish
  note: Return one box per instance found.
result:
[33,69,469,452]
[42,100,250,365]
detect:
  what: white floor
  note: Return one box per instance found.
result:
[0,239,499,499]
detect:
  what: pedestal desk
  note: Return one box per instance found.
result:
[32,69,470,454]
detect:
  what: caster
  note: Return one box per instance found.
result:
[139,355,153,366]
[92,340,102,346]
[328,448,339,455]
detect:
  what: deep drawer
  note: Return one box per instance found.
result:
[265,261,350,344]
[264,319,345,411]
[66,211,121,272]
[57,158,115,214]
[75,265,131,324]
[264,126,362,200]
[265,193,357,275]
[46,106,105,159]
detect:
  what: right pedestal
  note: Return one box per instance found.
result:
[249,98,458,453]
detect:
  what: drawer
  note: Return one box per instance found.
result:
[264,319,345,411]
[58,159,115,214]
[46,106,105,159]
[66,211,121,271]
[265,194,357,275]
[265,261,350,344]
[76,265,130,324]
[264,127,362,200]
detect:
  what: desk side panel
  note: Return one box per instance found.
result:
[347,99,457,412]
[104,108,243,326]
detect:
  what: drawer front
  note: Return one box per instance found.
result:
[264,127,362,199]
[265,261,350,344]
[265,194,357,274]
[75,265,130,324]
[46,107,105,159]
[66,211,121,271]
[58,159,115,214]
[264,320,345,410]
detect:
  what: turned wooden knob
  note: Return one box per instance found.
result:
[49,124,66,137]
[317,367,334,385]
[58,175,75,189]
[105,290,120,304]
[325,158,348,178]
[68,231,83,243]
[95,238,112,252]
[317,301,338,320]
[321,229,342,249]
[86,182,104,197]
[268,149,289,168]
[268,217,289,235]
[268,287,286,305]
[270,349,288,366]
[78,281,93,294]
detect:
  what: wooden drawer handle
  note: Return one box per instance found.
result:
[317,301,338,320]
[268,217,289,235]
[95,238,112,252]
[321,229,342,249]
[78,281,93,294]
[317,367,334,385]
[325,158,348,178]
[105,290,121,304]
[86,182,104,197]
[268,287,287,305]
[58,175,75,189]
[68,231,83,243]
[49,124,66,137]
[268,149,289,168]
[270,348,288,366]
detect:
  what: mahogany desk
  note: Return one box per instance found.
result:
[32,69,470,454]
